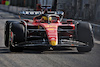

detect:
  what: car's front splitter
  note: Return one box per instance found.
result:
[15,41,87,48]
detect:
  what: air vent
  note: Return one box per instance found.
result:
[59,26,73,29]
[27,26,38,29]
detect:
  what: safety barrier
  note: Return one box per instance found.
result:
[0,4,32,14]
[92,24,100,41]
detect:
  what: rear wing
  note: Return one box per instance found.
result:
[19,11,64,16]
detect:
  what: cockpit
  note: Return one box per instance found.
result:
[33,14,60,23]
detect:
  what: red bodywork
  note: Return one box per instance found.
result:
[24,15,75,46]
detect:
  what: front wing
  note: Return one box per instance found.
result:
[15,39,87,47]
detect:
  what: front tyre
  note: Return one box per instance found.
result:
[5,21,20,47]
[9,22,25,52]
[9,31,23,52]
[10,45,23,52]
[76,22,94,52]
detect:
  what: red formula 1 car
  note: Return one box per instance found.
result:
[4,8,94,52]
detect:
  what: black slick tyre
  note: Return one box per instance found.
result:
[76,22,94,52]
[10,45,23,52]
[5,21,14,47]
[9,22,25,52]
[11,22,25,42]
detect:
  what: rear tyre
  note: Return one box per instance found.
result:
[76,22,94,52]
[5,21,14,47]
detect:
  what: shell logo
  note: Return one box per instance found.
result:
[49,40,56,46]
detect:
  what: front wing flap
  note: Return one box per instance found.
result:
[16,39,87,47]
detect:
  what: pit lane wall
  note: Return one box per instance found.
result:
[92,24,100,41]
[0,4,32,14]
[0,4,100,41]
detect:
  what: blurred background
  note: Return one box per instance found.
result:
[0,0,100,23]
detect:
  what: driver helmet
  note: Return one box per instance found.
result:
[49,17,52,21]
[41,16,48,21]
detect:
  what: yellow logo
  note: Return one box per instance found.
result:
[47,28,54,30]
[46,25,56,27]
[49,41,56,46]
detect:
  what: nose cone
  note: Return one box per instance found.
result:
[42,24,58,46]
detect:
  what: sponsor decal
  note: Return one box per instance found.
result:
[47,28,55,30]
[45,25,57,27]
[49,40,56,46]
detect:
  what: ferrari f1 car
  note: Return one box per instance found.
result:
[4,8,94,52]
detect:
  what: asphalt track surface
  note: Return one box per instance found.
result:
[0,10,100,67]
